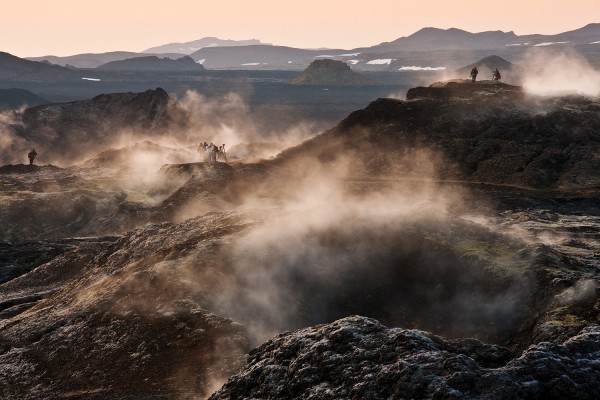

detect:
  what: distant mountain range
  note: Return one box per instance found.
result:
[143,37,268,54]
[11,23,600,73]
[367,23,600,53]
[186,23,600,70]
[28,51,185,68]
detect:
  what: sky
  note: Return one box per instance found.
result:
[2,0,599,57]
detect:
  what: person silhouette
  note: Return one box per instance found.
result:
[470,66,478,82]
[492,68,501,81]
[28,149,37,166]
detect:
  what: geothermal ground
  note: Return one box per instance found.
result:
[1,80,599,399]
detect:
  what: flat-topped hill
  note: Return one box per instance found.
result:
[289,59,375,86]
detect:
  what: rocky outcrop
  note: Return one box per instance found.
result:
[0,212,254,400]
[0,164,61,174]
[3,88,189,165]
[289,59,375,86]
[210,316,600,400]
[276,80,600,192]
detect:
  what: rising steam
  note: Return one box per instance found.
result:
[521,49,600,97]
[180,152,535,345]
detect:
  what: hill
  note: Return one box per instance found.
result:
[275,80,600,191]
[96,55,205,71]
[366,27,519,53]
[0,88,188,165]
[143,37,267,54]
[28,51,185,68]
[0,52,81,82]
[289,59,375,86]
[455,55,521,82]
[0,88,48,110]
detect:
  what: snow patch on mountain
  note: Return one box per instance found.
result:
[399,66,446,71]
[366,59,393,65]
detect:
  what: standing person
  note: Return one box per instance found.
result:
[470,66,478,82]
[28,149,37,166]
[208,142,217,162]
[221,144,227,164]
[492,68,501,81]
[198,142,209,162]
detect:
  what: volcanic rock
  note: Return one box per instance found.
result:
[0,212,255,400]
[210,316,600,400]
[0,164,62,174]
[276,80,600,191]
[289,59,375,86]
[2,88,189,165]
[2,78,600,400]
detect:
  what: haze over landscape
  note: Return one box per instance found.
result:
[1,2,600,400]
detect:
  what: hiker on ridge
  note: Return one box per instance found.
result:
[470,66,478,82]
[198,142,209,162]
[28,149,37,166]
[492,68,501,81]
[208,142,217,162]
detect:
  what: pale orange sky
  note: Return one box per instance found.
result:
[2,0,599,57]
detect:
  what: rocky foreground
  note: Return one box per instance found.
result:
[211,316,600,400]
[1,81,600,399]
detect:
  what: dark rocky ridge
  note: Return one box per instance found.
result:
[275,80,600,193]
[0,213,254,400]
[211,316,600,400]
[289,59,375,86]
[1,88,188,165]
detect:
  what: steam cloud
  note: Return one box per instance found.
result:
[521,49,600,97]
[178,152,535,344]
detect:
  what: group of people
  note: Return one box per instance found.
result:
[469,66,501,82]
[198,142,227,163]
